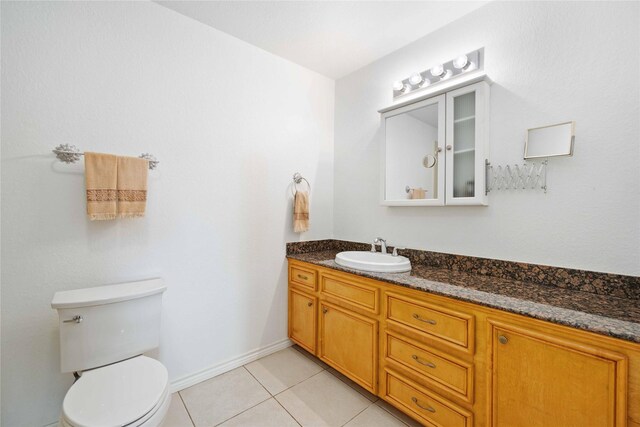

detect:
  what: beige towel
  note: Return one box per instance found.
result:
[117,156,148,218]
[85,152,118,220]
[410,188,426,199]
[293,191,309,233]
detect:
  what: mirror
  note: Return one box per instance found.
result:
[383,96,445,205]
[524,121,575,159]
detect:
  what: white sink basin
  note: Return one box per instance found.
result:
[335,251,411,273]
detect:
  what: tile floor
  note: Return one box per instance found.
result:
[163,345,422,427]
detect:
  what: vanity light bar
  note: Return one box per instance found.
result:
[392,48,483,99]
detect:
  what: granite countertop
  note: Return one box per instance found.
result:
[288,250,640,343]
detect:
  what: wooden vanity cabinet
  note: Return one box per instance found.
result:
[288,288,317,353]
[287,259,640,427]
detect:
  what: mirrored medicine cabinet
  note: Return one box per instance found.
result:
[380,80,490,206]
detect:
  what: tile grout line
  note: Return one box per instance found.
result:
[212,394,273,427]
[206,366,277,426]
[242,365,274,397]
[213,361,314,427]
[205,347,402,427]
[375,401,414,427]
[262,346,411,427]
[292,345,379,404]
[241,351,319,427]
[340,400,377,427]
[325,368,379,403]
[177,391,196,427]
[245,348,327,397]
[273,369,328,398]
[273,396,304,427]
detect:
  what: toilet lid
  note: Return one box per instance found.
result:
[63,356,169,427]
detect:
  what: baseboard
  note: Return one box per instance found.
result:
[169,338,293,393]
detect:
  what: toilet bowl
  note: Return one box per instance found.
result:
[60,356,171,427]
[52,279,169,427]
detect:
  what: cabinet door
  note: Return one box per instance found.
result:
[445,81,490,206]
[319,301,378,393]
[289,289,317,353]
[488,321,627,427]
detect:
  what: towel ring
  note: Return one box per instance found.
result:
[292,172,311,196]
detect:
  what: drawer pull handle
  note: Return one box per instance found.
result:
[412,313,437,325]
[411,397,435,413]
[498,335,509,344]
[412,354,436,368]
[322,307,328,314]
[297,274,309,280]
[307,301,313,307]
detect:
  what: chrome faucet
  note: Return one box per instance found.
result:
[373,237,387,254]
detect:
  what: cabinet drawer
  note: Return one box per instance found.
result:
[384,369,472,427]
[385,331,473,402]
[320,273,379,314]
[386,293,473,353]
[290,265,317,291]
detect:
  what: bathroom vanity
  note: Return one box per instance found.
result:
[286,243,640,427]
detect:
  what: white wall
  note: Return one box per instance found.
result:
[334,1,640,275]
[0,2,334,426]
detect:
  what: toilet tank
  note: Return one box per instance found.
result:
[51,278,166,373]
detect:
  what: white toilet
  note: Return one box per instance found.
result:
[51,278,170,427]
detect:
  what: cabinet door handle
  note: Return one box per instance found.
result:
[297,274,309,280]
[412,313,437,325]
[411,397,435,413]
[412,354,436,368]
[498,335,509,344]
[446,145,452,151]
[307,301,313,307]
[322,308,328,314]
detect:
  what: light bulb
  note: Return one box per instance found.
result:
[393,81,404,91]
[453,54,469,69]
[409,73,423,85]
[420,78,431,88]
[430,64,444,77]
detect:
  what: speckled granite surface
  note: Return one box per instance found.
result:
[286,242,640,343]
[286,240,640,299]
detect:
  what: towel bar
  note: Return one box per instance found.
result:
[292,172,311,196]
[52,144,159,170]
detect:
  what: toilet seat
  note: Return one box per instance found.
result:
[62,356,170,427]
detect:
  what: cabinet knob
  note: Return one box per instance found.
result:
[446,145,452,151]
[307,301,313,307]
[436,147,443,153]
[498,335,509,345]
[322,307,328,314]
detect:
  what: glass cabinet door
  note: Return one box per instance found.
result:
[445,82,489,205]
